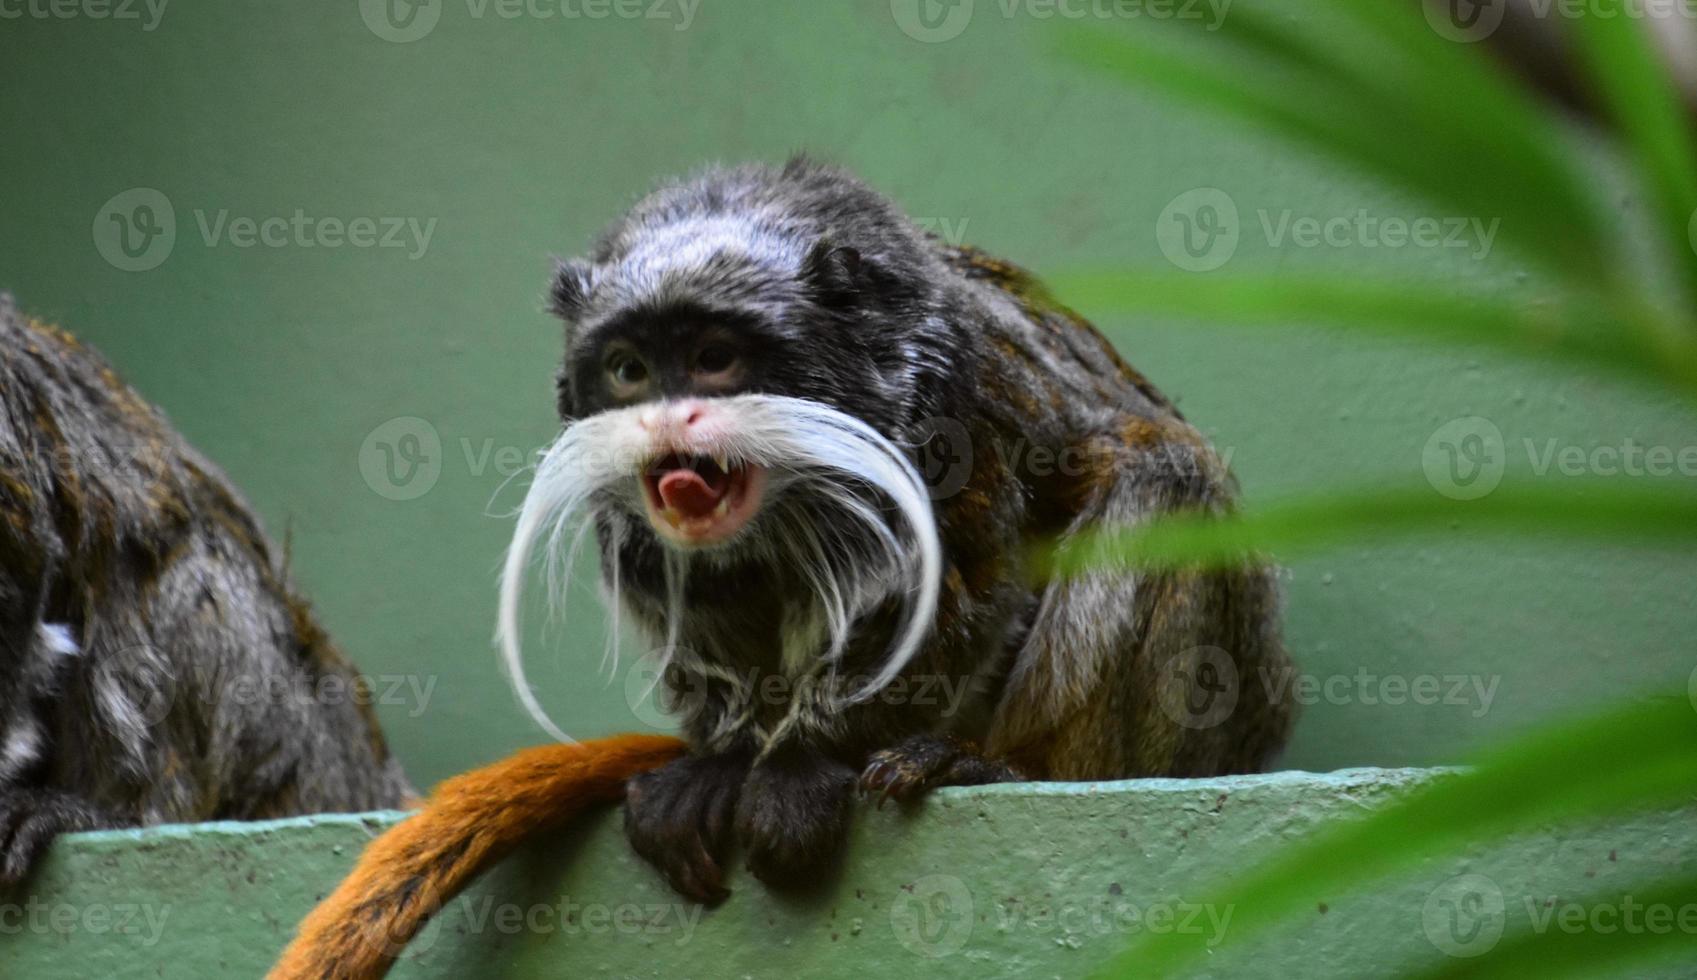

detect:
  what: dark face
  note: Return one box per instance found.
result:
[561,304,767,421]
[557,299,900,431]
[549,293,887,552]
[543,236,941,561]
[550,234,934,435]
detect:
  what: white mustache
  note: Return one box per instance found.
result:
[496,393,942,743]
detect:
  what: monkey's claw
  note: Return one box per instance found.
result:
[857,756,917,809]
[858,736,1022,808]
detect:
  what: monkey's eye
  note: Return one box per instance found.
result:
[604,351,650,394]
[694,344,738,376]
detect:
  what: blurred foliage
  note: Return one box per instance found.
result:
[1048,2,1697,977]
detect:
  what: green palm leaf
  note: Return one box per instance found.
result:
[1564,2,1697,311]
[1048,270,1697,396]
[1046,481,1697,576]
[1052,12,1619,290]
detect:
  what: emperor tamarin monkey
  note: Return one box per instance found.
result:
[0,296,412,883]
[499,158,1295,903]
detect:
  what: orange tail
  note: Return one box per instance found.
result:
[269,733,688,980]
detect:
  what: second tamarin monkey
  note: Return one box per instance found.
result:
[0,296,413,883]
[499,158,1295,903]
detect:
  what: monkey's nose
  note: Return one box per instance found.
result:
[639,399,711,441]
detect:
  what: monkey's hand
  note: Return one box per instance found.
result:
[735,745,856,890]
[859,734,1023,808]
[0,788,112,887]
[624,752,748,905]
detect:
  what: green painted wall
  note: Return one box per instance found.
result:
[1,773,1692,978]
[2,0,1695,796]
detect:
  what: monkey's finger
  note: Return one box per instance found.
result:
[674,772,737,901]
[0,810,61,887]
[699,772,739,853]
[665,840,729,906]
[627,795,728,903]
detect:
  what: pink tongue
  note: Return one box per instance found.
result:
[657,469,726,518]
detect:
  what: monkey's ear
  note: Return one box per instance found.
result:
[548,259,595,322]
[801,241,865,306]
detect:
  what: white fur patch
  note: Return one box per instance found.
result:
[0,720,42,781]
[36,622,79,658]
[497,393,941,742]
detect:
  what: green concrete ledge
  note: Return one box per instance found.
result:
[1,768,1692,979]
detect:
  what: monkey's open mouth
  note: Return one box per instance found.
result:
[640,452,766,547]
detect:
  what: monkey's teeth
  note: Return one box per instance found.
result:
[712,453,729,472]
[714,497,730,517]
